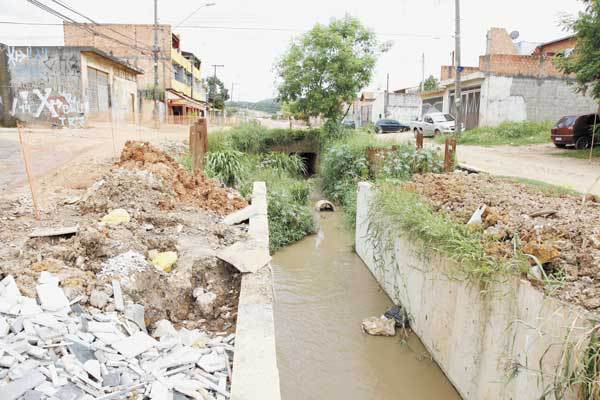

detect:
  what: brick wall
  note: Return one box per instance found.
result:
[533,37,576,56]
[63,23,172,90]
[486,28,517,55]
[479,54,565,78]
[441,65,480,81]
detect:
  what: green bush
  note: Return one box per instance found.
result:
[204,150,247,187]
[267,190,316,251]
[207,130,231,152]
[435,121,553,146]
[227,122,321,153]
[381,146,443,179]
[259,153,306,176]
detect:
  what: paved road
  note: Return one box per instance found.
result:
[378,132,600,195]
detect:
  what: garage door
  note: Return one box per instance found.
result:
[87,67,110,113]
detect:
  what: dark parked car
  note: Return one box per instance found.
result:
[375,119,410,133]
[342,119,356,129]
[552,113,600,149]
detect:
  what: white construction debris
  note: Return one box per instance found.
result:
[0,273,235,400]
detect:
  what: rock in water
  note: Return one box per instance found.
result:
[361,316,396,336]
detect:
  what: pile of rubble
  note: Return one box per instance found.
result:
[407,172,600,309]
[0,272,234,400]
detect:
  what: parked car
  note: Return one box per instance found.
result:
[375,119,410,133]
[551,113,600,149]
[410,112,461,137]
[342,119,356,129]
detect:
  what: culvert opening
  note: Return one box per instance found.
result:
[292,152,317,176]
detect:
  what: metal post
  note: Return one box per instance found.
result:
[153,0,159,128]
[384,73,389,118]
[454,0,462,135]
[421,53,425,92]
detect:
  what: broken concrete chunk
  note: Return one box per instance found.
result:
[54,384,84,400]
[83,360,102,382]
[89,290,110,309]
[124,303,147,332]
[38,271,60,286]
[361,316,396,336]
[193,289,217,316]
[0,316,10,337]
[0,276,21,313]
[216,240,271,273]
[150,381,171,400]
[111,280,124,312]
[23,390,43,400]
[152,320,177,339]
[112,331,158,358]
[222,205,257,225]
[196,352,227,373]
[102,371,120,387]
[29,226,78,238]
[36,283,70,312]
[0,370,45,400]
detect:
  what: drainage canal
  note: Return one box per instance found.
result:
[272,208,460,399]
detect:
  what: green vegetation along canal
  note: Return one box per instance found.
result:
[272,209,461,399]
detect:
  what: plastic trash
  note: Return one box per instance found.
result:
[384,305,409,328]
[150,251,178,273]
[101,209,131,225]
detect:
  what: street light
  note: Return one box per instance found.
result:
[174,2,216,28]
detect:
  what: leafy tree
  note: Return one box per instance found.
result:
[422,75,439,92]
[276,15,379,122]
[554,0,600,101]
[206,76,230,110]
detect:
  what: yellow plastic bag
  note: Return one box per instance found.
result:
[150,251,178,272]
[101,209,131,225]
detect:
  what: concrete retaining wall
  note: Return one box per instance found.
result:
[231,182,281,400]
[355,182,595,400]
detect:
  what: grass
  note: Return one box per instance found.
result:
[369,182,527,282]
[199,124,317,252]
[435,121,553,146]
[320,132,443,226]
[500,176,580,197]
[554,147,600,160]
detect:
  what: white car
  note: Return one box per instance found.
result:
[410,112,460,137]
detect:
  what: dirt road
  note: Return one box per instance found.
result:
[0,122,192,207]
[379,131,600,195]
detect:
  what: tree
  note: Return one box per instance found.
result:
[554,0,600,102]
[206,76,230,110]
[276,15,379,122]
[422,75,439,92]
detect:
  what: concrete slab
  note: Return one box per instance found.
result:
[216,240,271,274]
[223,205,257,226]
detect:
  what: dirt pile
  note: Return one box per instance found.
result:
[117,140,247,215]
[0,140,251,336]
[409,172,600,310]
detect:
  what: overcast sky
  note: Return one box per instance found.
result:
[1,0,584,101]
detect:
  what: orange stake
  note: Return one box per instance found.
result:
[17,123,40,220]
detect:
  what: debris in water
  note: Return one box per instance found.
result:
[361,316,396,336]
[384,305,409,328]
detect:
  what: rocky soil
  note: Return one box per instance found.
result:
[408,172,600,310]
[0,141,250,334]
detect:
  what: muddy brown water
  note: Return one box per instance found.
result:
[272,210,461,400]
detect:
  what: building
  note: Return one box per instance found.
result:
[352,90,421,126]
[63,23,208,122]
[420,28,596,129]
[0,44,142,127]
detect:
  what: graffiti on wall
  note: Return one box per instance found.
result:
[1,46,86,127]
[9,88,86,128]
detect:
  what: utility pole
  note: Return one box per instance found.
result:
[153,0,159,128]
[421,53,425,92]
[230,82,237,103]
[454,0,463,134]
[384,73,389,118]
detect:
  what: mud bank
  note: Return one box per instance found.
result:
[356,182,598,399]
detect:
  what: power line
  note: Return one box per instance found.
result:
[0,20,447,39]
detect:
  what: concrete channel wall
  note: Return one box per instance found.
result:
[231,182,282,400]
[355,182,595,400]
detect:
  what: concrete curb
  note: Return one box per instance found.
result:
[230,182,281,400]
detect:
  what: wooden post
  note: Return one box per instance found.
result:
[416,131,424,149]
[17,123,40,220]
[444,137,457,172]
[189,117,208,174]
